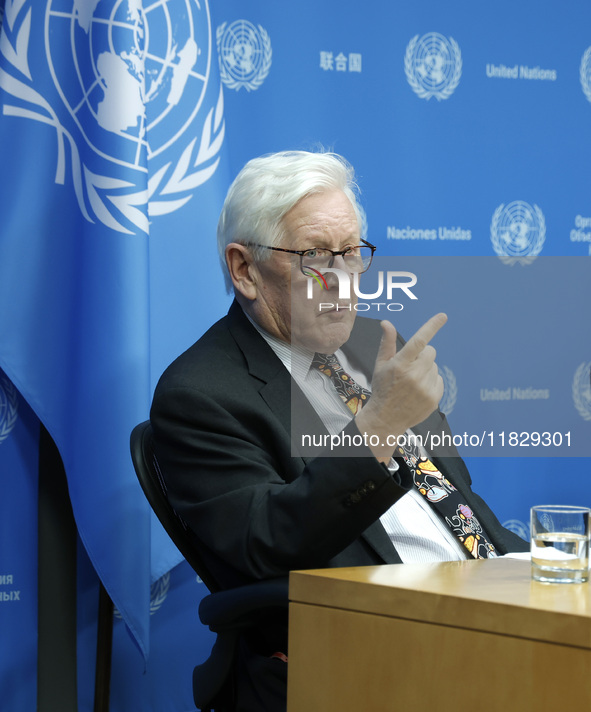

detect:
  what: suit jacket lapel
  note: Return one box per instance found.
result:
[226,301,328,454]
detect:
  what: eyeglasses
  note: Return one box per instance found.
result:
[247,238,377,276]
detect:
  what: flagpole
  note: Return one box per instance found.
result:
[94,583,114,712]
[37,426,78,711]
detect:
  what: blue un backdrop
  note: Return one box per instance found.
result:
[0,1,589,710]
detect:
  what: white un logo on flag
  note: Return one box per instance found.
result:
[1,0,224,234]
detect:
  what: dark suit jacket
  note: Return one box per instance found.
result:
[151,300,528,592]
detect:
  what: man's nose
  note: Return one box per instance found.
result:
[323,268,340,289]
[328,253,348,270]
[323,256,352,292]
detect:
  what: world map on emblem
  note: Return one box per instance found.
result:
[217,19,271,91]
[405,32,461,100]
[491,201,545,258]
[45,0,212,169]
[502,519,529,541]
[415,36,452,86]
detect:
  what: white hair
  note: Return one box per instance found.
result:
[217,150,365,292]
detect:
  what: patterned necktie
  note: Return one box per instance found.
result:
[395,440,498,559]
[311,352,371,415]
[312,352,498,560]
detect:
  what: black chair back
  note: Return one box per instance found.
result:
[130,419,288,711]
[130,420,221,593]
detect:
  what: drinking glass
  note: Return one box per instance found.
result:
[531,505,590,583]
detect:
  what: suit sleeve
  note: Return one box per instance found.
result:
[150,382,409,583]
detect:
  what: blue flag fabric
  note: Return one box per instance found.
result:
[0,0,229,659]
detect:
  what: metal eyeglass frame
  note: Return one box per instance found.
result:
[246,238,377,276]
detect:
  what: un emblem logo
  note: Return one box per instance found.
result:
[405,33,462,101]
[438,366,458,416]
[0,374,19,445]
[114,571,170,619]
[573,361,591,421]
[217,20,272,91]
[581,47,591,103]
[490,201,546,265]
[46,0,212,164]
[502,519,530,542]
[1,0,224,234]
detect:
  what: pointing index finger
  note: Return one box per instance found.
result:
[399,313,448,362]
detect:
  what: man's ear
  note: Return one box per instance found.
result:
[225,243,258,301]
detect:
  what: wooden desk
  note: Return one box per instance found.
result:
[287,559,591,711]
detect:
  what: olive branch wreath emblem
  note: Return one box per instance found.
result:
[0,375,19,445]
[216,21,272,92]
[490,203,546,266]
[0,0,225,235]
[580,47,591,104]
[404,34,462,101]
[438,365,458,416]
[573,362,591,421]
[113,571,171,619]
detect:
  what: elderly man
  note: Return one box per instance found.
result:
[151,150,528,711]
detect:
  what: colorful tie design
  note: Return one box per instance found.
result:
[312,352,498,559]
[395,439,498,560]
[311,352,371,415]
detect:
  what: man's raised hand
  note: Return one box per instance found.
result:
[355,313,447,463]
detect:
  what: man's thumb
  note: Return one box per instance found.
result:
[376,320,398,364]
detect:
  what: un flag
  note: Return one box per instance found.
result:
[0,0,229,665]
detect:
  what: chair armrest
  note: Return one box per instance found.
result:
[198,577,289,632]
[193,577,289,710]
